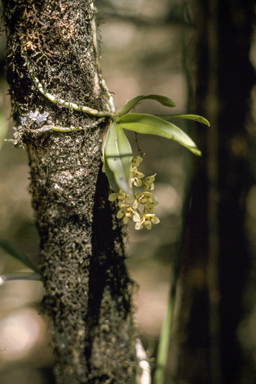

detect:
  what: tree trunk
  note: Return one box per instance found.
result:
[2,1,138,383]
[169,0,254,383]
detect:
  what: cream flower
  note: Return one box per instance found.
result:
[131,170,145,187]
[135,213,160,230]
[132,211,141,222]
[132,199,139,209]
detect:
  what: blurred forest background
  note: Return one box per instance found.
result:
[0,0,256,383]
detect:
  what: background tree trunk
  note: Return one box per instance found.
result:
[168,1,255,383]
[2,0,138,383]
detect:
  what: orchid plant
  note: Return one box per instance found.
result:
[102,94,209,229]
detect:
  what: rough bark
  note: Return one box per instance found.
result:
[2,0,138,383]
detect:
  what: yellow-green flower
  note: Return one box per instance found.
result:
[108,192,119,201]
[107,156,160,230]
[131,156,143,168]
[116,207,127,219]
[138,192,158,206]
[143,174,156,190]
[145,201,159,213]
[116,205,139,225]
[109,190,133,206]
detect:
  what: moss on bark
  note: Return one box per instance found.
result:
[2,0,138,382]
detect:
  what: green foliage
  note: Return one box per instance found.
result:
[102,94,209,195]
[117,113,201,155]
[117,94,176,116]
[0,239,38,272]
[22,71,208,196]
[155,113,210,126]
[102,122,133,194]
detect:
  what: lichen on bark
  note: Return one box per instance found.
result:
[2,0,138,382]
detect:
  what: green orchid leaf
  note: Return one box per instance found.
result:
[103,155,119,192]
[102,123,119,191]
[104,122,133,194]
[117,113,201,156]
[102,121,111,160]
[0,239,39,272]
[155,114,210,126]
[117,95,176,117]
